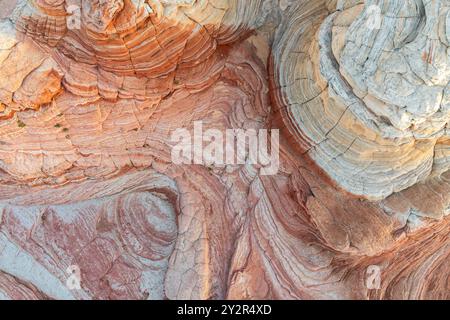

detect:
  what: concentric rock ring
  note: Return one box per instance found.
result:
[272,0,450,199]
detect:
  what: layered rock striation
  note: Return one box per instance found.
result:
[0,0,448,300]
[272,0,450,200]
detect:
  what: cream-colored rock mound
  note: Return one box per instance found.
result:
[272,0,450,199]
[0,0,448,300]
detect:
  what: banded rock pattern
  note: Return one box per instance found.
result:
[0,0,448,300]
[272,0,450,199]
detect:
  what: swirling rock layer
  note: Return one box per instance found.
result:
[272,0,450,199]
[0,0,448,300]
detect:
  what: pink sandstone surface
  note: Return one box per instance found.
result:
[0,0,448,300]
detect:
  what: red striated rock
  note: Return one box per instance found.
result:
[0,0,448,300]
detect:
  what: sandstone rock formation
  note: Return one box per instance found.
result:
[0,0,448,300]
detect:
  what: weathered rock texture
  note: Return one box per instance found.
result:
[272,0,450,200]
[0,0,448,300]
